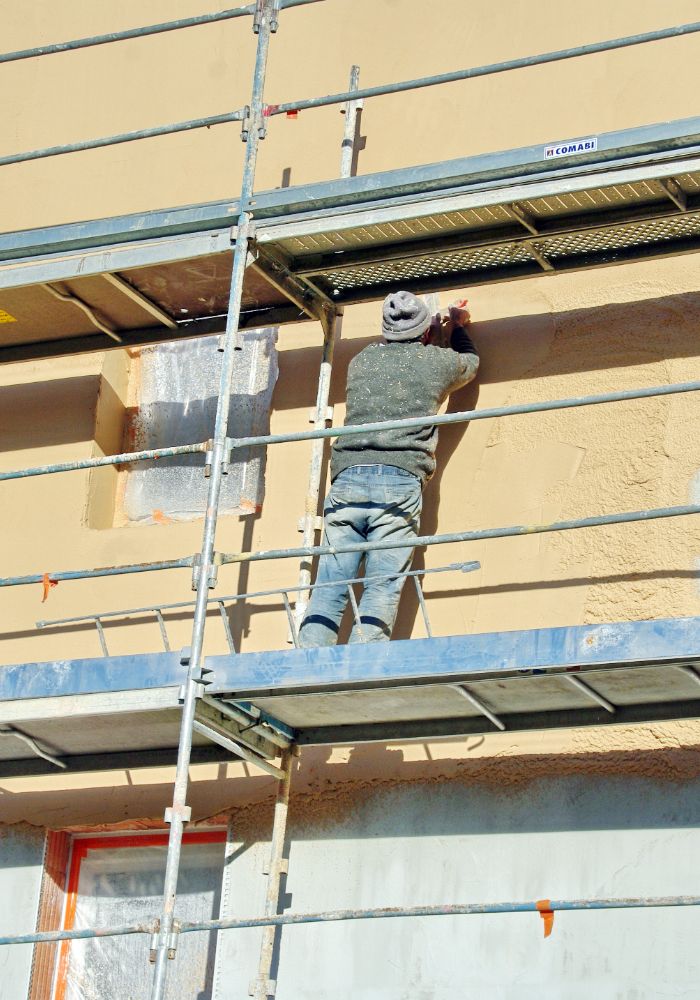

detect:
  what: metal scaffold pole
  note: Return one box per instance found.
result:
[294,65,362,628]
[251,749,295,999]
[149,2,278,996]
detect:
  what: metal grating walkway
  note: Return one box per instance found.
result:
[2,117,700,361]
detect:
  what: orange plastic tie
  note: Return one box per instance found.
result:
[152,509,172,525]
[41,573,58,603]
[536,899,554,938]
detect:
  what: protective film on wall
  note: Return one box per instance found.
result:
[124,329,278,523]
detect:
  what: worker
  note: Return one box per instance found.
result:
[298,290,479,647]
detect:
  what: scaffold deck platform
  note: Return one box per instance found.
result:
[2,617,700,777]
[2,116,700,362]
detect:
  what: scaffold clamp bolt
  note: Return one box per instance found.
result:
[149,920,160,963]
[167,922,181,959]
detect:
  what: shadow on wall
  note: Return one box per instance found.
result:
[4,744,700,830]
[272,289,700,412]
[0,375,111,451]
[2,565,697,648]
[275,289,700,641]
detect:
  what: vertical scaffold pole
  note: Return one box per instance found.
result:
[149,3,278,998]
[294,66,362,628]
[251,749,295,999]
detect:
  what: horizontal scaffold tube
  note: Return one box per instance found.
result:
[0,111,246,168]
[35,560,482,628]
[265,21,700,115]
[4,507,700,593]
[0,442,207,482]
[1,895,699,947]
[0,557,192,590]
[221,504,700,566]
[0,0,322,64]
[227,380,700,451]
[3,381,699,484]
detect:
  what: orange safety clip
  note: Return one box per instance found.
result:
[41,573,58,603]
[536,899,554,938]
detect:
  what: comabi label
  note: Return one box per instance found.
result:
[544,137,598,160]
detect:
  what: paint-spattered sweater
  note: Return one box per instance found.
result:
[331,331,479,486]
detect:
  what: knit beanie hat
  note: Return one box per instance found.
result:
[382,291,430,342]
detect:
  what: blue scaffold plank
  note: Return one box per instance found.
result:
[0,651,186,702]
[1,618,699,706]
[207,617,700,696]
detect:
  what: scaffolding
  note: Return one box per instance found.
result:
[2,4,700,998]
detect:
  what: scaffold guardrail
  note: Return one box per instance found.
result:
[2,4,700,997]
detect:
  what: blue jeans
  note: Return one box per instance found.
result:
[298,465,423,646]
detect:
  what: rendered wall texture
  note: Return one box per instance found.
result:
[212,770,700,1000]
[0,1,699,822]
[2,0,700,229]
[0,825,45,997]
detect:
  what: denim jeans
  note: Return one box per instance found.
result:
[298,465,423,646]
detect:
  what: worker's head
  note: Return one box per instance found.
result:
[382,290,430,343]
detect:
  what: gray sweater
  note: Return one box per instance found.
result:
[331,333,479,485]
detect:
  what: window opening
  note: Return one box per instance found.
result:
[122,329,278,523]
[53,831,225,1000]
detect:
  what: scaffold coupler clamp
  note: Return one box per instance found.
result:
[250,977,277,999]
[204,439,232,477]
[229,218,256,247]
[191,552,220,591]
[149,918,182,962]
[179,647,215,700]
[240,105,252,141]
[253,0,281,34]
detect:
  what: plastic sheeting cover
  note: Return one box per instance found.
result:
[63,841,224,1000]
[124,330,278,523]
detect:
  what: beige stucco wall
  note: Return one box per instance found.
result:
[1,0,700,823]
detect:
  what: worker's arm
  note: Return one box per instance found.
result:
[443,304,479,392]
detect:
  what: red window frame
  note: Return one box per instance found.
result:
[52,830,226,1000]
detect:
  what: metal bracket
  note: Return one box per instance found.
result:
[196,697,281,758]
[204,440,233,477]
[192,718,285,778]
[149,917,181,962]
[658,177,688,212]
[167,921,181,960]
[308,405,333,424]
[0,725,66,770]
[178,646,215,699]
[251,242,335,319]
[241,105,252,141]
[249,979,276,999]
[262,857,289,876]
[523,239,555,272]
[509,202,539,235]
[253,0,280,34]
[191,553,220,591]
[231,220,257,243]
[149,921,160,963]
[253,0,265,32]
[164,805,192,825]
[297,515,323,532]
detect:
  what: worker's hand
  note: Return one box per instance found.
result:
[448,300,471,328]
[425,313,447,346]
